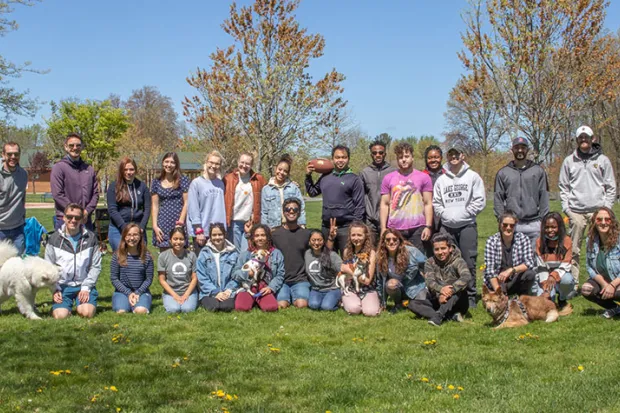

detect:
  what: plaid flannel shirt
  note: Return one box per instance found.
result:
[483,232,534,288]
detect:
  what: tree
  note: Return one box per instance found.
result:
[0,123,45,151]
[459,0,619,160]
[0,0,46,120]
[124,86,180,149]
[45,100,130,174]
[183,0,346,172]
[27,150,48,194]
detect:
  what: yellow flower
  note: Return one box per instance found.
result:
[453,394,460,400]
[225,394,233,401]
[90,395,98,403]
[448,385,455,390]
[270,347,281,353]
[233,394,239,400]
[326,411,332,413]
[36,389,43,393]
[479,264,487,271]
[50,371,61,376]
[116,408,122,412]
[110,386,118,392]
[64,370,71,374]
[457,386,464,391]
[104,386,109,390]
[421,377,429,383]
[578,365,584,371]
[84,365,89,369]
[113,324,119,328]
[267,344,272,347]
[406,373,412,379]
[436,385,443,390]
[216,390,225,398]
[183,357,189,361]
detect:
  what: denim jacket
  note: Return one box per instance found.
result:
[260,178,306,229]
[196,240,239,299]
[586,235,620,281]
[377,245,427,305]
[232,248,285,293]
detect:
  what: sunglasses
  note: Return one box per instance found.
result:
[65,214,82,222]
[596,217,612,223]
[501,223,515,229]
[371,151,385,155]
[4,152,19,158]
[385,237,399,244]
[67,143,82,149]
[284,207,299,213]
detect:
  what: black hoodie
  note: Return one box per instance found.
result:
[493,160,549,222]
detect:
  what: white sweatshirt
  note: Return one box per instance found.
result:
[433,162,486,228]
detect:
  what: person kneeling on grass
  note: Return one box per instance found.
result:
[376,228,426,314]
[483,211,535,296]
[45,203,101,319]
[582,207,620,319]
[305,230,342,311]
[408,233,471,326]
[232,224,284,312]
[157,226,198,313]
[196,223,239,312]
[533,212,575,315]
[110,223,154,314]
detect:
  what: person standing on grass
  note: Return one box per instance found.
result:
[422,145,445,187]
[272,198,312,309]
[359,140,396,243]
[340,222,380,316]
[582,207,620,319]
[196,223,239,312]
[107,157,151,252]
[46,203,101,319]
[261,154,306,229]
[409,233,472,326]
[533,212,575,315]
[157,226,198,313]
[380,142,433,255]
[233,224,284,312]
[559,125,616,288]
[494,137,549,250]
[305,230,342,311]
[110,223,154,314]
[187,151,226,254]
[433,146,485,308]
[151,152,190,251]
[376,228,426,314]
[0,141,27,255]
[223,152,266,252]
[306,145,365,255]
[50,133,99,230]
[483,211,535,296]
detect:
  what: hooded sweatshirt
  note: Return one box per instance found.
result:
[50,156,99,223]
[0,164,27,230]
[107,179,151,231]
[433,162,486,228]
[305,168,365,226]
[196,239,239,299]
[424,245,472,295]
[493,160,549,222]
[559,146,616,214]
[359,162,396,224]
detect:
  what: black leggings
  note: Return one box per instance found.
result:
[201,296,235,312]
[581,279,620,309]
[408,290,469,321]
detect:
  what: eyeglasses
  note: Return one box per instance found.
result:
[596,217,612,223]
[4,152,20,158]
[67,143,82,149]
[371,151,385,155]
[284,207,299,213]
[385,237,399,244]
[501,223,515,229]
[65,215,82,222]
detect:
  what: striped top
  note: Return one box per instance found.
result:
[110,252,154,295]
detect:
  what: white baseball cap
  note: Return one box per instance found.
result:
[575,125,593,138]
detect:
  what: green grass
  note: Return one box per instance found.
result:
[1,202,618,412]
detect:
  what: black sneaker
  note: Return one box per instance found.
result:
[389,304,403,314]
[428,316,442,327]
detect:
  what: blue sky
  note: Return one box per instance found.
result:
[5,0,620,141]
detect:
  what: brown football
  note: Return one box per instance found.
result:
[309,158,334,174]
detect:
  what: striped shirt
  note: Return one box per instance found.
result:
[110,252,154,295]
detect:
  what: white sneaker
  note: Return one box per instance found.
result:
[602,307,620,319]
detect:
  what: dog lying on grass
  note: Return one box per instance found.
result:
[336,252,369,296]
[481,284,571,329]
[0,240,62,320]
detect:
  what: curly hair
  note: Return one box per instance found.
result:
[343,221,373,261]
[377,228,409,275]
[248,223,274,252]
[587,207,620,251]
[539,212,568,257]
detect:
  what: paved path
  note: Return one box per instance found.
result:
[26,203,55,209]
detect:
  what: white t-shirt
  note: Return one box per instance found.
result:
[233,174,253,221]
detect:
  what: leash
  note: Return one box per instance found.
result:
[498,296,529,326]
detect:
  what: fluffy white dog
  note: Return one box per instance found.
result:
[0,240,62,320]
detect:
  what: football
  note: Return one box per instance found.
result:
[309,158,334,174]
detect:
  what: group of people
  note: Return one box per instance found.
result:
[1,123,619,323]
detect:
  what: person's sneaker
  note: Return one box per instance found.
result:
[602,306,620,319]
[469,298,477,309]
[451,312,464,323]
[389,304,403,314]
[428,316,442,327]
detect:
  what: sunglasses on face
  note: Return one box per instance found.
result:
[65,214,82,222]
[385,237,399,244]
[67,143,82,149]
[596,217,611,223]
[4,152,19,158]
[284,207,299,213]
[502,223,515,229]
[372,151,385,155]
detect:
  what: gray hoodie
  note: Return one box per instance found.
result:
[433,162,486,228]
[493,160,549,222]
[359,162,396,224]
[0,164,28,230]
[559,149,616,213]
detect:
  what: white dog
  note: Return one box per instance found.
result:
[336,253,369,296]
[0,241,62,320]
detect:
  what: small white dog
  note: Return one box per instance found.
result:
[237,249,269,294]
[0,240,62,320]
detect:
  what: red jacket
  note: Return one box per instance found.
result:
[223,169,266,227]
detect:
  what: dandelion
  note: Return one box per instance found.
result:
[216,390,225,398]
[116,408,122,412]
[453,394,460,400]
[457,386,464,391]
[183,356,189,361]
[269,347,281,353]
[479,264,487,271]
[421,377,429,383]
[267,343,272,347]
[36,389,43,393]
[406,373,412,379]
[448,385,455,390]
[91,394,99,403]
[225,394,233,401]
[233,395,239,400]
[578,365,584,372]
[110,386,118,392]
[104,386,109,390]
[64,370,71,374]
[113,324,119,328]
[436,385,443,390]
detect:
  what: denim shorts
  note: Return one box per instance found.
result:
[276,281,311,303]
[112,291,152,313]
[52,286,98,311]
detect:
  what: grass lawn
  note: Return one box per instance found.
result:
[0,202,618,412]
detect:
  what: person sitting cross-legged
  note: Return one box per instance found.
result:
[483,211,535,296]
[582,207,620,319]
[408,233,471,326]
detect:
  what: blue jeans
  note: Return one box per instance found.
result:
[227,220,248,252]
[276,281,311,303]
[0,224,25,255]
[108,224,147,252]
[112,291,152,313]
[534,271,575,301]
[162,292,198,313]
[308,289,341,311]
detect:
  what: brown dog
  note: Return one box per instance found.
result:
[481,285,566,329]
